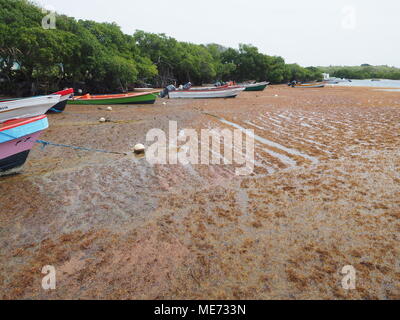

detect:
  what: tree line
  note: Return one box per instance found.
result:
[1,0,399,97]
[0,0,324,96]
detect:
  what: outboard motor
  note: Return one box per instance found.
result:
[183,82,192,90]
[159,84,176,98]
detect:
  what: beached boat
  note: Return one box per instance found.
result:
[243,82,269,91]
[0,89,74,114]
[68,92,157,105]
[0,95,60,123]
[47,88,74,113]
[0,115,48,176]
[323,78,351,84]
[292,83,325,88]
[168,87,245,99]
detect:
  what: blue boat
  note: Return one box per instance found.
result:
[0,115,49,176]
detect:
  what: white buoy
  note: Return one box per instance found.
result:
[99,117,106,123]
[275,94,279,97]
[134,144,145,154]
[106,106,113,111]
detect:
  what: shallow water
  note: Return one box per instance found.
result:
[374,89,400,92]
[335,79,400,88]
[219,118,319,165]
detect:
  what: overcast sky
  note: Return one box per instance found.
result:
[36,0,400,67]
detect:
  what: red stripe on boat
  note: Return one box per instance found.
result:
[74,92,153,100]
[176,86,244,93]
[0,115,47,132]
[52,88,74,96]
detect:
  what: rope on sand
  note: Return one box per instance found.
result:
[36,140,127,155]
[2,128,127,156]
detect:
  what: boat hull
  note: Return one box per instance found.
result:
[169,88,245,99]
[293,84,325,88]
[0,95,60,123]
[0,130,43,160]
[47,89,74,113]
[68,92,157,105]
[0,150,31,177]
[0,115,49,144]
[244,84,268,91]
[47,99,68,113]
[242,82,269,92]
[0,115,48,177]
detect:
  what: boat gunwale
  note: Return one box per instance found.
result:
[176,86,244,93]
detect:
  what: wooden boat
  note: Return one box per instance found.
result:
[292,83,325,88]
[47,88,74,113]
[0,115,48,176]
[323,78,350,84]
[168,87,245,99]
[0,95,60,123]
[68,92,157,105]
[0,89,74,114]
[243,82,269,91]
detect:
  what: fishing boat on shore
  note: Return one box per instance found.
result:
[0,95,60,123]
[0,115,48,176]
[243,82,269,91]
[323,77,351,84]
[168,86,245,99]
[292,82,325,88]
[0,89,74,114]
[68,92,157,105]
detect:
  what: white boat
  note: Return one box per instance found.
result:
[323,73,351,84]
[292,83,325,88]
[168,87,245,99]
[242,82,270,91]
[0,95,61,123]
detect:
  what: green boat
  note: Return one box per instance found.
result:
[243,82,269,92]
[68,92,157,105]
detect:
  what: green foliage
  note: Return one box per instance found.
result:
[0,0,326,96]
[0,0,156,95]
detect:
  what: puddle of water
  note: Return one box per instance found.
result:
[374,89,400,92]
[301,123,313,128]
[219,118,319,165]
[277,114,291,121]
[260,146,297,167]
[209,129,276,174]
[244,120,266,131]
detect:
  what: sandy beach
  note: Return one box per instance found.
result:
[0,85,399,299]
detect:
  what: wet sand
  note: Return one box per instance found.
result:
[0,85,399,299]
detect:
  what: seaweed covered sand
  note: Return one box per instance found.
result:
[0,86,399,299]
